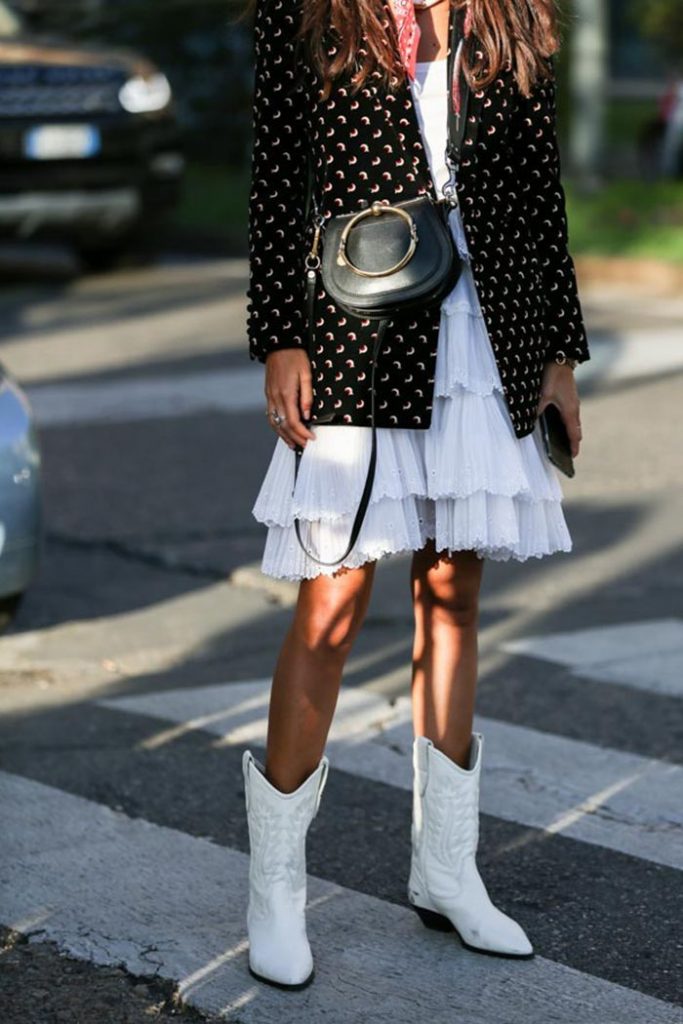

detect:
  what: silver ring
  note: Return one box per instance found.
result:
[269,409,285,426]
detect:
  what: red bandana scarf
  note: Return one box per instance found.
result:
[388,0,473,115]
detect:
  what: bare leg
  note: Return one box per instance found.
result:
[265,561,377,792]
[410,538,484,768]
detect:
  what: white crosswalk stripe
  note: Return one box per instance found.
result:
[2,770,681,1024]
[576,330,683,387]
[26,368,264,427]
[100,680,683,871]
[20,331,683,428]
[502,619,683,697]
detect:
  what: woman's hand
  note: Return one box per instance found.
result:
[537,362,582,458]
[264,349,317,449]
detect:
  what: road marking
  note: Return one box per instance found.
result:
[2,771,680,1023]
[99,680,683,871]
[18,331,683,427]
[575,330,683,387]
[502,619,683,698]
[26,368,264,426]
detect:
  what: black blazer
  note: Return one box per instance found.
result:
[245,0,591,439]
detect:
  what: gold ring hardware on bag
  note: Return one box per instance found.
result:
[336,201,418,277]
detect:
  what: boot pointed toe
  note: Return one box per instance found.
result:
[249,941,314,988]
[496,914,534,957]
[459,912,534,958]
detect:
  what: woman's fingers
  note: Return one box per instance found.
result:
[265,393,296,448]
[280,386,315,447]
[537,363,583,459]
[264,350,316,448]
[563,401,582,458]
[299,367,314,425]
[266,381,315,448]
[536,393,550,417]
[551,395,582,459]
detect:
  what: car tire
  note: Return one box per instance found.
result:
[77,243,130,272]
[77,218,165,273]
[77,239,156,273]
[0,592,24,632]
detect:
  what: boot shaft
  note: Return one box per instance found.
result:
[411,735,483,871]
[243,751,329,902]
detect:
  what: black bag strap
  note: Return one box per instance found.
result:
[446,3,471,174]
[293,318,387,567]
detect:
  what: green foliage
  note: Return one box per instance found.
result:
[174,163,249,246]
[565,180,683,263]
[633,0,683,63]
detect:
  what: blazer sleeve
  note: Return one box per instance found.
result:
[513,63,591,366]
[246,0,309,364]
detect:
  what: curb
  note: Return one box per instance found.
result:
[575,255,683,297]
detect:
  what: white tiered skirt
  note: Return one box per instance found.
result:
[251,206,571,580]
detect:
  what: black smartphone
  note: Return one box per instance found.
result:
[539,403,575,478]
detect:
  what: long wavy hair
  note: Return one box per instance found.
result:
[240,0,561,99]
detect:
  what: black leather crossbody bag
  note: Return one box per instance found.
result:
[293,12,472,566]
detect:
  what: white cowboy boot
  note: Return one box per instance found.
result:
[408,733,534,958]
[242,749,329,988]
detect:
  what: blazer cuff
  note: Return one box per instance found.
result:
[544,334,591,366]
[248,331,308,365]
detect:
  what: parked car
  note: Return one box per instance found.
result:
[0,363,42,628]
[0,0,184,268]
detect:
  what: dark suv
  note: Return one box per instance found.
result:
[0,1,183,267]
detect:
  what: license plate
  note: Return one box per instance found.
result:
[24,124,101,160]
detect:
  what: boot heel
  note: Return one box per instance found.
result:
[412,904,455,933]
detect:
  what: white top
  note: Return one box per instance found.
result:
[409,57,450,200]
[408,57,471,261]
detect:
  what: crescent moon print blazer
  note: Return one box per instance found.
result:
[245,0,591,438]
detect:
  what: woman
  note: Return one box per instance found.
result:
[242,0,590,989]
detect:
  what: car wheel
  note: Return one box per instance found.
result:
[77,219,165,273]
[77,239,147,273]
[77,243,127,272]
[0,592,24,632]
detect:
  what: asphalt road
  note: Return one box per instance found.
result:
[0,248,682,1023]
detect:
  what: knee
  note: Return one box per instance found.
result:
[420,571,481,630]
[431,590,479,629]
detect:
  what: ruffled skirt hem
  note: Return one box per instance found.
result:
[259,492,571,581]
